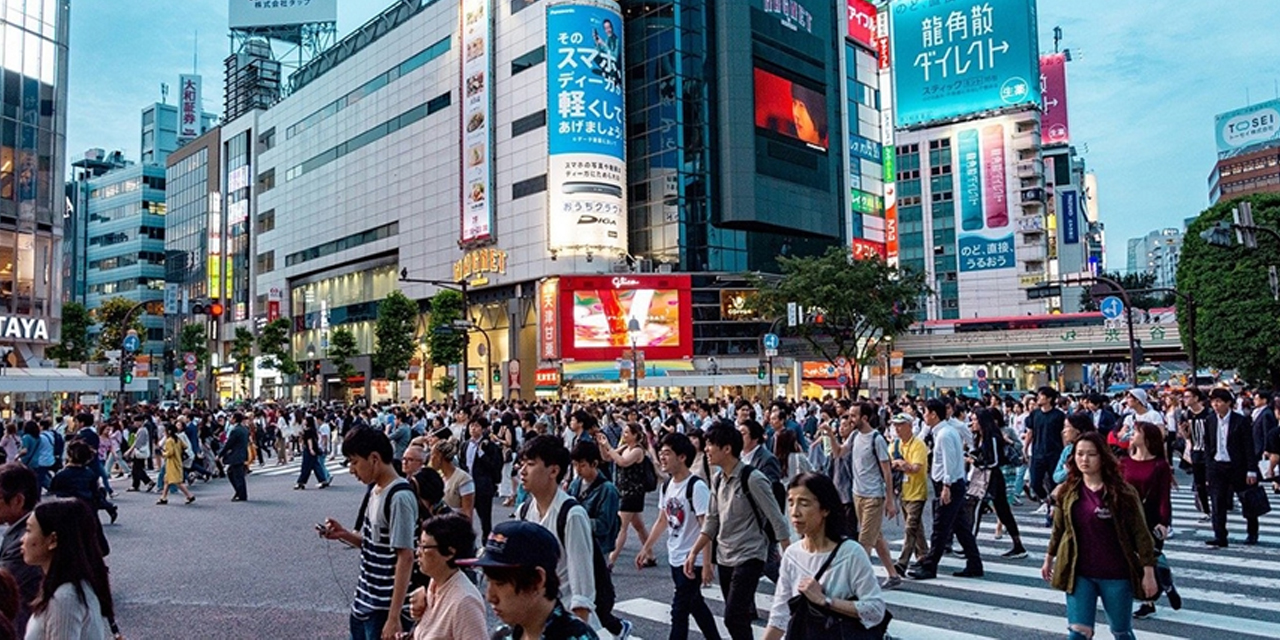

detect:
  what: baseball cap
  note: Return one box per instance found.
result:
[459,520,560,575]
[890,413,914,424]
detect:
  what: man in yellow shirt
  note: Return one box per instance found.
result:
[890,413,929,576]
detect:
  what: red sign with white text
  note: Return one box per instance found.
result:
[874,10,891,69]
[852,238,887,261]
[846,0,876,48]
[539,278,561,361]
[535,368,560,388]
[1040,53,1070,145]
[558,275,693,362]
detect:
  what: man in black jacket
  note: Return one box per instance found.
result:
[0,463,41,637]
[460,416,504,539]
[221,412,251,501]
[1204,388,1260,547]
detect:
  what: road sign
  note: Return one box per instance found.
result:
[123,331,140,353]
[183,381,198,395]
[837,374,849,386]
[184,369,198,382]
[764,347,778,358]
[173,368,183,378]
[976,368,987,379]
[1026,284,1062,300]
[835,356,848,368]
[763,333,780,350]
[183,352,197,366]
[1100,296,1124,320]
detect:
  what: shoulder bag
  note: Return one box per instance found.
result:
[785,539,893,639]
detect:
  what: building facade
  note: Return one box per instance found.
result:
[1126,227,1182,290]
[141,101,217,166]
[1210,99,1280,204]
[0,0,70,368]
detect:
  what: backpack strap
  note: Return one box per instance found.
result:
[737,463,774,541]
[686,474,702,506]
[354,481,414,533]
[354,484,375,532]
[556,497,583,544]
[814,539,847,582]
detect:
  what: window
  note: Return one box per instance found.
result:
[256,209,276,233]
[285,222,399,267]
[256,251,275,274]
[258,168,276,193]
[286,96,448,182]
[258,127,276,152]
[511,46,545,75]
[511,110,546,137]
[512,174,547,199]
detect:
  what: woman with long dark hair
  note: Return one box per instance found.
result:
[1122,421,1180,619]
[763,472,887,640]
[773,428,812,484]
[1042,432,1157,640]
[598,421,653,568]
[21,497,116,639]
[970,408,1027,559]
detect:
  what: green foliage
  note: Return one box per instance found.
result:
[328,327,360,385]
[1178,193,1280,387]
[426,289,466,367]
[373,291,419,391]
[231,327,256,397]
[92,297,146,361]
[179,324,209,368]
[49,302,93,365]
[258,318,299,377]
[748,246,929,391]
[1076,271,1175,312]
[433,375,458,396]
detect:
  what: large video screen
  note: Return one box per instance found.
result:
[572,288,681,349]
[753,67,828,151]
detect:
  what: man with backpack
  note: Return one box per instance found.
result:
[685,422,790,640]
[848,402,902,589]
[637,433,721,640]
[567,441,631,639]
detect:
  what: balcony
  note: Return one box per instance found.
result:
[1012,127,1041,150]
[1016,159,1044,178]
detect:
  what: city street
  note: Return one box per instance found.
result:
[76,457,1280,639]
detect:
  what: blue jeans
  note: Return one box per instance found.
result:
[1066,576,1134,639]
[93,459,113,495]
[670,565,721,640]
[348,610,387,640]
[317,452,332,483]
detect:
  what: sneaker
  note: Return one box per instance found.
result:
[893,562,908,577]
[1198,514,1211,523]
[1133,603,1156,619]
[1166,585,1182,611]
[880,576,903,590]
[1001,548,1028,559]
[1165,526,1175,539]
[616,619,633,640]
[1032,503,1049,515]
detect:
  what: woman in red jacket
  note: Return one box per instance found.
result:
[1121,421,1180,619]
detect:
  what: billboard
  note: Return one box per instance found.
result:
[951,118,1016,272]
[890,0,1040,128]
[754,67,829,151]
[178,75,202,142]
[460,0,494,244]
[558,275,692,361]
[539,278,561,360]
[1215,99,1280,158]
[847,0,878,48]
[546,0,627,255]
[1060,187,1080,245]
[1039,53,1069,145]
[852,238,887,260]
[228,0,336,29]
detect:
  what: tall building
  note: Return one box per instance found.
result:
[140,100,217,166]
[1209,99,1280,204]
[1126,228,1182,290]
[0,0,70,368]
[65,149,130,307]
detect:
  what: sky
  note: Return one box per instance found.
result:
[65,1,1280,270]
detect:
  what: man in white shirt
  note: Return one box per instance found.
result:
[908,399,983,581]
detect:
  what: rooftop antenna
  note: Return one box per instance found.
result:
[1053,26,1062,53]
[193,30,198,73]
[160,82,169,104]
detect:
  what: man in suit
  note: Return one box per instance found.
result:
[737,418,781,484]
[1085,393,1120,439]
[460,416,504,539]
[0,463,41,636]
[220,412,251,501]
[1204,388,1259,547]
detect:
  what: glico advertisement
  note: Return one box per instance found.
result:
[754,67,829,151]
[460,0,494,244]
[890,0,1040,128]
[546,0,627,255]
[950,116,1018,273]
[556,275,692,361]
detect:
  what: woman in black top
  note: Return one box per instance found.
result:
[970,408,1027,559]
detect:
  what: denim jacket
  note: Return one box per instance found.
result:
[567,474,621,555]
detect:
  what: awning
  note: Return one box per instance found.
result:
[805,378,846,390]
[0,368,149,393]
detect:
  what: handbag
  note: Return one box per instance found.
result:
[1238,483,1272,518]
[966,467,991,500]
[785,539,893,640]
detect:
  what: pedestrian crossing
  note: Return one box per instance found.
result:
[610,488,1280,639]
[245,457,349,479]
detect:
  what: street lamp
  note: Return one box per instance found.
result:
[627,318,641,401]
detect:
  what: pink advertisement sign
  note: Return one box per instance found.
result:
[982,123,1008,229]
[1040,53,1070,145]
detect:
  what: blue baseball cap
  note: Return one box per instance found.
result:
[459,520,560,575]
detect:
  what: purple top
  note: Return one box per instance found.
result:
[1072,484,1129,580]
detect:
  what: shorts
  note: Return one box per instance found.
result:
[854,496,886,548]
[620,492,646,513]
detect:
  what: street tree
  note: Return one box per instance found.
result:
[328,327,360,390]
[48,302,92,365]
[258,318,300,378]
[749,245,929,393]
[373,290,419,399]
[230,327,256,398]
[179,324,209,368]
[1076,270,1175,311]
[433,375,458,397]
[426,288,466,372]
[1179,192,1280,387]
[93,297,146,361]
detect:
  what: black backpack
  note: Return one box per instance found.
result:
[716,463,781,545]
[354,480,419,536]
[661,474,706,507]
[518,498,616,616]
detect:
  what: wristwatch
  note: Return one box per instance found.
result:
[823,596,833,608]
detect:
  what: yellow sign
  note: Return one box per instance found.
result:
[453,248,507,283]
[1019,273,1046,287]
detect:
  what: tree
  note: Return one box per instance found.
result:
[179,324,209,368]
[749,246,929,393]
[1076,271,1175,312]
[258,318,299,378]
[433,375,458,397]
[230,327,256,398]
[328,327,360,387]
[1178,192,1280,387]
[373,291,419,400]
[426,289,466,370]
[92,297,146,361]
[48,302,92,365]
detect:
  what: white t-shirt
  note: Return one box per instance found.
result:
[767,541,886,632]
[660,474,710,566]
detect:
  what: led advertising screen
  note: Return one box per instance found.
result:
[558,275,692,361]
[1215,99,1280,159]
[890,0,1040,128]
[460,0,494,244]
[753,67,829,151]
[546,0,627,255]
[1039,53,1070,145]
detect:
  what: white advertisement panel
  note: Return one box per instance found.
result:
[178,74,202,142]
[228,0,336,29]
[1215,98,1280,159]
[546,0,626,255]
[460,0,494,244]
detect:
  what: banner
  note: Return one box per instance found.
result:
[178,75,202,142]
[951,117,1017,273]
[847,0,877,48]
[1039,53,1069,145]
[460,0,494,244]
[539,278,560,361]
[1214,99,1280,159]
[1061,188,1079,245]
[546,0,627,255]
[228,0,336,29]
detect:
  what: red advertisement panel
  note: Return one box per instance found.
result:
[535,368,560,388]
[753,68,829,150]
[884,183,899,260]
[852,238,887,261]
[982,123,1008,229]
[1040,53,1070,145]
[558,274,693,361]
[846,0,876,48]
[874,10,891,69]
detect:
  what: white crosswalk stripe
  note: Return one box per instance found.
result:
[248,458,349,478]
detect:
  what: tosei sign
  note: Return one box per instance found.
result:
[1215,99,1280,159]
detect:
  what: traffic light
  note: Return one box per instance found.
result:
[757,364,767,380]
[120,353,136,385]
[190,299,225,317]
[492,366,501,383]
[1199,221,1234,248]
[1132,340,1145,368]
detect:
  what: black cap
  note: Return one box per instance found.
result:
[458,520,559,576]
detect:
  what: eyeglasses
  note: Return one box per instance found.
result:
[416,544,441,553]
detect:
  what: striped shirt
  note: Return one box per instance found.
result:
[351,478,416,619]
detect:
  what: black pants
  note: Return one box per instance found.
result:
[921,480,982,572]
[130,457,152,490]
[1027,456,1056,501]
[474,488,495,541]
[670,565,721,640]
[227,463,248,500]
[1190,457,1209,514]
[717,559,764,640]
[594,547,622,636]
[1207,462,1258,544]
[980,468,1022,545]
